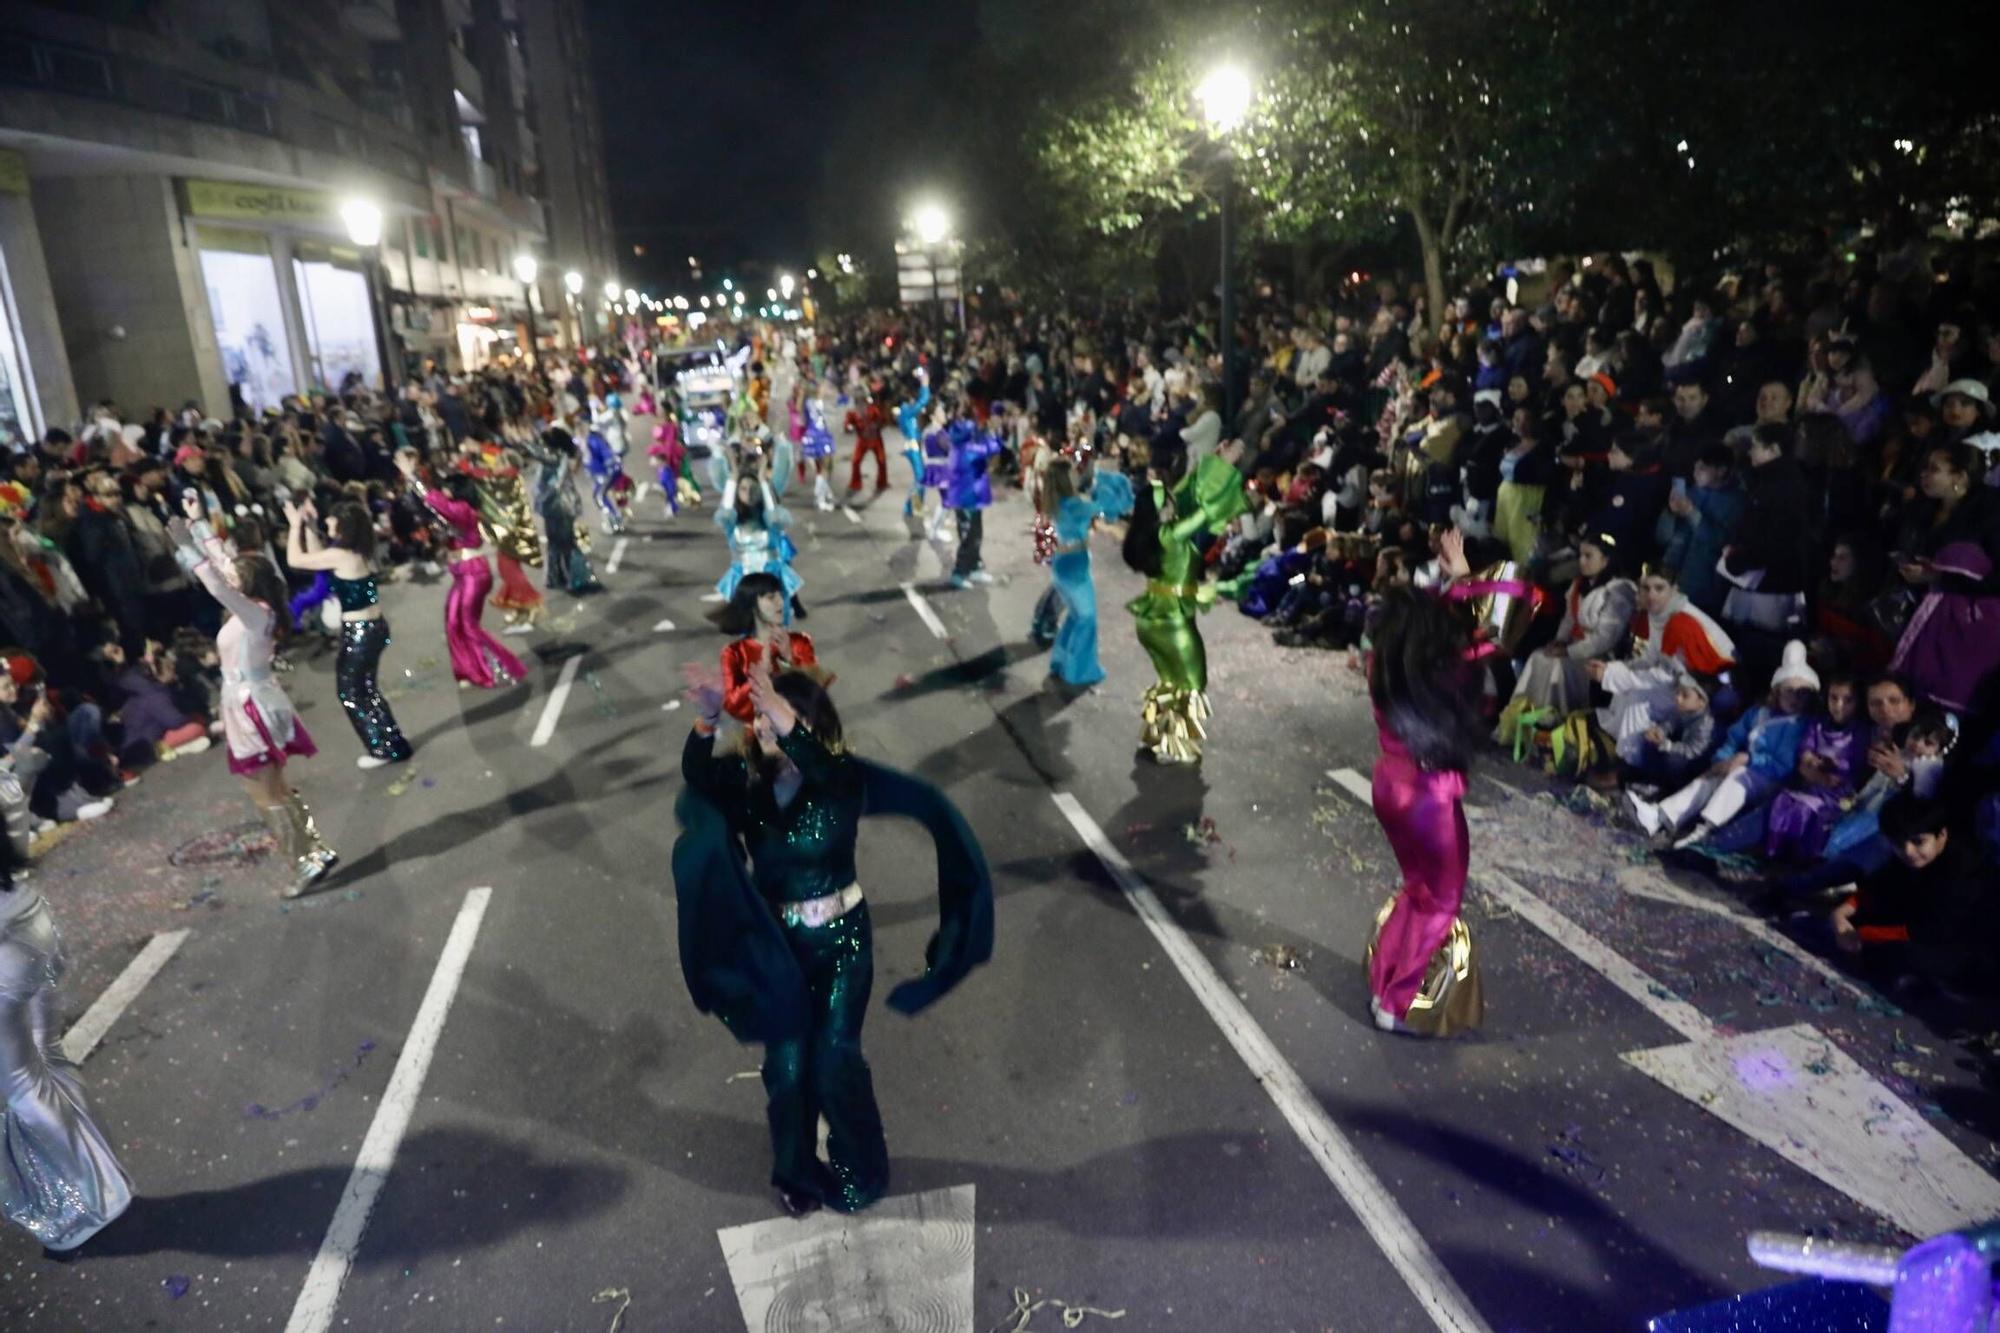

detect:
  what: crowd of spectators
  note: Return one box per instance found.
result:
[801,238,1999,1019]
[6,229,1998,1020]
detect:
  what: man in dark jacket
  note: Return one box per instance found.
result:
[1661,380,1726,478]
[66,471,150,652]
[1720,423,1814,632]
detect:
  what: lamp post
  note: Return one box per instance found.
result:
[339,198,396,393]
[512,254,540,367]
[563,269,583,348]
[910,202,962,332]
[1196,63,1252,425]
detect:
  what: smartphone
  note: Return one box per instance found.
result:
[1670,477,1688,504]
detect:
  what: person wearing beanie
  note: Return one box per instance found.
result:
[1628,640,1820,850]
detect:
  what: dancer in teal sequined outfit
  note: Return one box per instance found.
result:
[677,665,992,1216]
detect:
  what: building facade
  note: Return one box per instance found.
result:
[0,0,617,443]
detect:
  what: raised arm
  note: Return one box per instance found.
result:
[284,499,343,571]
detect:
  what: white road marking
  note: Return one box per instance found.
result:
[652,618,676,632]
[661,700,681,711]
[900,581,950,640]
[529,655,582,748]
[1477,773,1873,1002]
[1330,766,2000,1237]
[841,505,860,525]
[1049,791,1491,1333]
[719,1185,975,1333]
[700,592,726,603]
[635,481,651,502]
[62,929,189,1063]
[284,887,492,1333]
[1626,1023,2000,1238]
[605,536,630,573]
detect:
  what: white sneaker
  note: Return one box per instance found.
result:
[1626,794,1661,837]
[502,622,535,636]
[208,719,226,737]
[167,736,212,759]
[356,754,391,770]
[33,818,55,836]
[1369,997,1408,1033]
[75,798,114,821]
[968,569,996,586]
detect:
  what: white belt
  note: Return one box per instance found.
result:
[779,884,863,928]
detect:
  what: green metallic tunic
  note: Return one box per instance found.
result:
[1124,455,1250,763]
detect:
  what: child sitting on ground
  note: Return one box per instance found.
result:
[1615,670,1716,795]
[1759,674,1868,865]
[1627,640,1819,850]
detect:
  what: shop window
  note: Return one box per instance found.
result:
[293,249,381,393]
[195,227,297,411]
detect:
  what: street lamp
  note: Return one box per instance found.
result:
[1197,61,1254,425]
[339,198,394,391]
[912,201,951,246]
[603,279,621,301]
[563,269,583,296]
[779,272,795,300]
[511,254,540,363]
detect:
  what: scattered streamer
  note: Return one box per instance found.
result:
[591,1287,632,1333]
[991,1286,1126,1332]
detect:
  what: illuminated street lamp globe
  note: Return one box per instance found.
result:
[512,254,539,286]
[563,270,584,296]
[779,272,795,299]
[339,198,384,248]
[911,202,951,246]
[603,279,621,301]
[1196,62,1253,135]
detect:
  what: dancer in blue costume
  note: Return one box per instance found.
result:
[674,665,992,1216]
[1034,455,1127,688]
[713,435,805,622]
[896,376,932,517]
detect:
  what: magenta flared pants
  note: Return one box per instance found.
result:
[1366,752,1470,1018]
[444,556,527,688]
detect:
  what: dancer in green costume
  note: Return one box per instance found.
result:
[1119,441,1250,764]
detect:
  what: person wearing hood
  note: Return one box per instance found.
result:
[1888,540,2000,715]
[1937,378,2000,480]
[1588,562,1736,750]
[1628,640,1819,850]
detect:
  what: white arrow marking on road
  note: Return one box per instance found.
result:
[62,929,189,1063]
[606,536,630,573]
[285,887,491,1333]
[719,1184,975,1333]
[530,655,582,748]
[653,618,676,632]
[900,582,950,639]
[1330,766,2000,1239]
[841,505,860,525]
[1051,791,1491,1333]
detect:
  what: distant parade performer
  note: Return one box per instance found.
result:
[397,453,528,690]
[648,412,699,519]
[1364,530,1524,1036]
[1119,442,1248,763]
[801,393,838,512]
[527,427,603,596]
[713,435,806,622]
[459,439,547,634]
[673,663,992,1216]
[896,376,931,517]
[281,496,414,767]
[710,572,819,722]
[844,385,890,495]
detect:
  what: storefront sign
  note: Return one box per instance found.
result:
[0,150,27,196]
[183,178,336,227]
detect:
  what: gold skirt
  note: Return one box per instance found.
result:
[1364,896,1484,1037]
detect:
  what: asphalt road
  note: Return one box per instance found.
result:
[4,387,1995,1333]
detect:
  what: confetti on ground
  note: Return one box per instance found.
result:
[661,699,682,711]
[1251,943,1306,972]
[591,1287,632,1333]
[992,1286,1127,1332]
[584,670,620,717]
[892,674,915,689]
[1548,1124,1606,1183]
[161,1275,190,1300]
[245,1039,377,1119]
[168,821,274,869]
[653,618,675,632]
[385,770,419,796]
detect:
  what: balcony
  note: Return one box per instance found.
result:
[466,152,496,200]
[338,1,400,41]
[449,43,483,116]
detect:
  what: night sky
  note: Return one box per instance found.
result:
[586,0,983,288]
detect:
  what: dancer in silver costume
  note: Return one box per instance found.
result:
[0,754,132,1254]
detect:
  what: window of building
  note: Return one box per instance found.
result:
[194,226,297,411]
[292,243,381,392]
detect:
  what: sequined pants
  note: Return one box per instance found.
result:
[762,902,888,1212]
[0,897,132,1250]
[336,619,412,762]
[1367,752,1471,1019]
[444,558,528,688]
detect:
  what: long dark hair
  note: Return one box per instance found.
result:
[1121,474,1163,576]
[1368,586,1481,773]
[711,570,781,635]
[330,500,376,564]
[233,555,291,644]
[442,471,481,508]
[733,478,766,528]
[774,669,843,754]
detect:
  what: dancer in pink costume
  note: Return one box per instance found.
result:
[397,453,527,690]
[1365,531,1527,1036]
